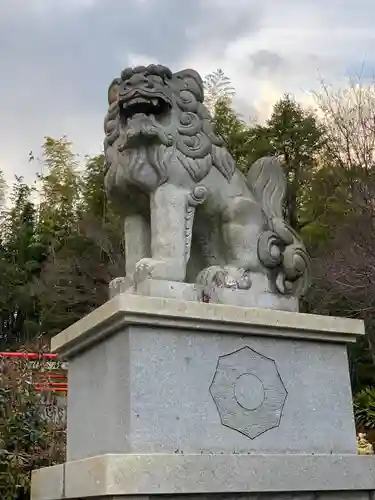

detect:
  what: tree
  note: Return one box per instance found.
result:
[309,77,375,388]
[212,94,325,232]
[37,136,82,244]
[0,178,45,349]
[80,155,107,218]
[34,148,124,339]
[203,69,235,114]
[0,170,6,208]
[314,77,375,210]
[249,95,326,231]
[212,97,250,170]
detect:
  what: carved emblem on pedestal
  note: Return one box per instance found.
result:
[210,346,287,439]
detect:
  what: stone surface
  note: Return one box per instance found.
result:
[125,278,299,312]
[318,495,370,500]
[103,63,310,309]
[200,284,299,311]
[31,492,375,500]
[132,278,198,302]
[31,453,375,499]
[31,462,64,500]
[51,294,365,357]
[210,346,287,439]
[65,322,356,460]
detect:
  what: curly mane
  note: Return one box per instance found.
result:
[103,66,236,185]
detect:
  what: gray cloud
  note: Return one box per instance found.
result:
[0,0,374,187]
[0,0,261,185]
[0,0,206,113]
[188,3,262,57]
[248,50,286,76]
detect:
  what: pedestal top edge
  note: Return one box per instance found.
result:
[51,293,364,356]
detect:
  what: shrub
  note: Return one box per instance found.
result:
[0,350,66,500]
[354,386,375,430]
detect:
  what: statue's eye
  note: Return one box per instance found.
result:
[151,75,163,85]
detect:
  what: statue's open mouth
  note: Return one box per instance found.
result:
[119,93,171,124]
[117,92,173,151]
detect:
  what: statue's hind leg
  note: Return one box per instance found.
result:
[222,196,266,271]
[219,196,271,292]
[196,196,269,295]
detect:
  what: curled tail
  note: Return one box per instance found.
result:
[247,155,286,222]
[247,155,311,296]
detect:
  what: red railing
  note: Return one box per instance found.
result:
[0,351,68,393]
[0,352,57,359]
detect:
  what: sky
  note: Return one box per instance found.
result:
[1,0,374,187]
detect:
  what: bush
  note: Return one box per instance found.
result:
[0,350,66,500]
[354,386,375,431]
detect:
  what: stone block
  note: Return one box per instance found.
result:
[49,294,364,461]
[30,463,64,500]
[65,323,357,460]
[31,453,375,499]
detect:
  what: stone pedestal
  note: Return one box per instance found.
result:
[31,294,375,500]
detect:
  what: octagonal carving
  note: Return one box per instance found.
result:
[209,346,287,439]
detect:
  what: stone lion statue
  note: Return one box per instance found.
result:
[103,64,310,310]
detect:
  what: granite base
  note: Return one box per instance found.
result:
[31,295,368,500]
[31,453,375,500]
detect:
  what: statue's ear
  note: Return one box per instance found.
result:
[173,69,204,102]
[108,78,121,105]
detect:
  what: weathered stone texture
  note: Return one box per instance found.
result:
[104,64,310,310]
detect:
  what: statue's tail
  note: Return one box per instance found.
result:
[247,155,286,223]
[247,155,311,296]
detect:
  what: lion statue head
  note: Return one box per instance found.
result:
[103,64,236,200]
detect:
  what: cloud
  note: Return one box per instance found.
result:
[248,50,286,76]
[0,0,374,187]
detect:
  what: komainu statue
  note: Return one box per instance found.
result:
[104,64,311,311]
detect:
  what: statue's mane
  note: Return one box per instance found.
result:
[103,67,236,183]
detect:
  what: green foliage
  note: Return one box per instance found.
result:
[212,93,325,232]
[80,155,106,218]
[354,387,375,430]
[0,178,44,349]
[34,145,123,339]
[249,95,326,231]
[38,136,82,241]
[0,352,66,499]
[0,137,124,347]
[212,97,249,170]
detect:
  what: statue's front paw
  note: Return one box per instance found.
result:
[134,258,162,283]
[134,257,186,282]
[108,276,132,298]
